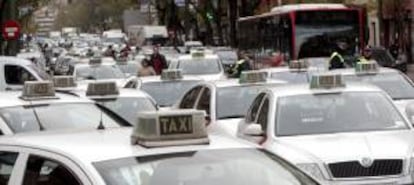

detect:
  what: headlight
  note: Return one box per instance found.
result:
[296,163,325,181]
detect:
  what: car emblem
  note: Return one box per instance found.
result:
[360,157,374,168]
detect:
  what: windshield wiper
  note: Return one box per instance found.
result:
[218,115,244,119]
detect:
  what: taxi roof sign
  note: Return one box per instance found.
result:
[191,51,205,58]
[239,71,267,84]
[89,57,102,65]
[289,60,309,70]
[161,69,183,80]
[21,81,57,100]
[355,61,379,74]
[310,74,345,89]
[86,81,119,97]
[53,76,76,88]
[131,109,209,148]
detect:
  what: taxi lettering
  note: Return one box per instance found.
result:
[160,115,193,135]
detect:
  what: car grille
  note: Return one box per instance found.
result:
[328,159,403,178]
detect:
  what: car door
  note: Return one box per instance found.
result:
[0,147,92,185]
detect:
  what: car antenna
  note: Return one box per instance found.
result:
[29,101,45,131]
[97,102,105,130]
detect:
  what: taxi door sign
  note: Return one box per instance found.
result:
[160,115,193,135]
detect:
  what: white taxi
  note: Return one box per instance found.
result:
[72,57,130,87]
[0,109,318,185]
[58,77,158,126]
[175,71,285,136]
[331,62,414,119]
[237,73,414,184]
[168,51,226,81]
[125,70,204,107]
[0,80,123,135]
[0,56,50,91]
[260,60,321,84]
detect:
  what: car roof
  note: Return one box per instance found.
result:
[139,75,204,83]
[0,56,33,65]
[329,67,398,76]
[178,54,219,60]
[209,78,286,88]
[266,82,383,98]
[67,87,151,99]
[0,128,256,163]
[0,91,93,107]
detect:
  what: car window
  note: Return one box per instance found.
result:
[177,59,221,75]
[0,152,18,185]
[98,97,157,126]
[179,86,203,109]
[196,87,211,115]
[141,81,201,107]
[246,93,266,122]
[276,92,408,136]
[5,65,36,85]
[94,149,317,185]
[0,103,120,133]
[23,155,80,185]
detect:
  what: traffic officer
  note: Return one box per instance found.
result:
[328,43,346,70]
[230,51,252,78]
[357,47,372,64]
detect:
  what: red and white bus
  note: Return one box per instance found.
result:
[238,4,368,66]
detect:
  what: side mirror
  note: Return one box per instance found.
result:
[243,124,264,136]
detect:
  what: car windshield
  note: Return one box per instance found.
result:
[118,63,139,77]
[216,51,237,65]
[0,103,120,133]
[178,59,221,75]
[276,92,408,136]
[270,71,309,83]
[75,65,125,80]
[217,85,266,119]
[93,148,317,185]
[28,64,50,80]
[141,80,201,107]
[98,97,156,126]
[343,72,414,100]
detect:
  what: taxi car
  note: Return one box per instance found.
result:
[115,59,140,77]
[0,80,125,135]
[0,56,50,91]
[125,70,204,107]
[237,73,414,184]
[330,62,414,118]
[63,78,157,126]
[260,60,320,84]
[168,51,226,81]
[71,57,131,87]
[175,71,285,135]
[0,109,318,185]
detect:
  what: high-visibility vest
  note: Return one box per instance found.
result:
[329,52,344,64]
[231,59,245,74]
[357,57,370,64]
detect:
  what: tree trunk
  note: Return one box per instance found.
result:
[228,0,237,47]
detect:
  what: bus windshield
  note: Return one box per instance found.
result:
[295,10,360,59]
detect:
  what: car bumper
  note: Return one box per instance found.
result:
[318,174,414,185]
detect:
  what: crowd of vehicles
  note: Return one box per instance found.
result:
[1,3,414,185]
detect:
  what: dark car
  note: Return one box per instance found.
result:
[371,47,407,73]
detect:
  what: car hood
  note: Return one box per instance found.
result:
[192,73,226,81]
[270,130,414,163]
